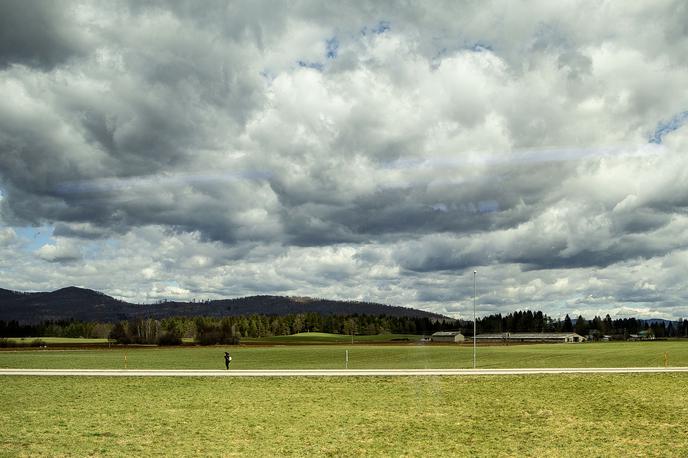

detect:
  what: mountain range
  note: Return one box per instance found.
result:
[0,286,449,324]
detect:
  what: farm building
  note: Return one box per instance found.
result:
[431,331,465,343]
[628,330,655,341]
[474,332,586,343]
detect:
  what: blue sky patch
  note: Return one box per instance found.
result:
[16,225,54,251]
[326,37,339,59]
[82,241,101,260]
[468,42,493,53]
[649,111,688,144]
[478,200,500,213]
[373,20,391,34]
[297,60,323,71]
[362,20,391,36]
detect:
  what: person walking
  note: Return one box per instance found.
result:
[224,351,232,370]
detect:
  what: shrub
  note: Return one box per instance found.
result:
[109,322,131,344]
[30,339,46,347]
[158,331,182,346]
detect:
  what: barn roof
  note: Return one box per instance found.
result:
[476,332,584,339]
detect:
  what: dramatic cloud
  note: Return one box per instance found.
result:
[0,0,88,70]
[1,1,687,319]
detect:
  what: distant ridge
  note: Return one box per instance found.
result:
[0,286,450,324]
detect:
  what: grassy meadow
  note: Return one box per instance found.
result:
[2,373,688,456]
[0,341,686,370]
[244,332,421,344]
[3,340,687,456]
[3,337,111,345]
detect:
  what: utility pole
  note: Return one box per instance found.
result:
[473,270,477,369]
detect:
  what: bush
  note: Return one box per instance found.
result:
[196,329,240,345]
[197,330,222,345]
[158,331,182,346]
[195,317,240,345]
[30,339,46,347]
[109,322,131,344]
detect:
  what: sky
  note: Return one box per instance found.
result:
[1,1,688,320]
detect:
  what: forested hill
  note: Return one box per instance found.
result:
[0,286,449,324]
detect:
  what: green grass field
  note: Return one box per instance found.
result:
[3,341,687,456]
[2,373,687,456]
[1,341,686,370]
[3,333,417,347]
[244,332,421,344]
[3,337,111,345]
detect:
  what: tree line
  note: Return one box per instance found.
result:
[475,311,688,339]
[0,313,460,345]
[1,310,687,344]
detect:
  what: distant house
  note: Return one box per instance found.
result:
[628,330,655,341]
[431,331,465,343]
[474,332,586,343]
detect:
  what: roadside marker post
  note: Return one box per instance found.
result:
[345,350,349,369]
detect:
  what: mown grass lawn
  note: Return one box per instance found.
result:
[3,337,111,345]
[1,374,687,456]
[0,341,686,370]
[244,332,421,344]
[3,333,419,347]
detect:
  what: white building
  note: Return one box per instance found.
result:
[474,332,586,343]
[431,331,465,343]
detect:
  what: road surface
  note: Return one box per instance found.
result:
[1,367,688,377]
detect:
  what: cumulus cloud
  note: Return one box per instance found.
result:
[35,239,82,263]
[1,1,687,319]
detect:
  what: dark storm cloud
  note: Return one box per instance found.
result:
[1,0,682,253]
[394,194,688,274]
[610,208,671,234]
[1,1,688,318]
[265,157,563,246]
[514,246,659,271]
[0,0,267,237]
[0,0,86,70]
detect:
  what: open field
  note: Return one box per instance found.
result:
[2,337,111,345]
[2,333,419,346]
[2,373,687,456]
[1,341,686,370]
[2,337,201,345]
[3,342,688,456]
[244,332,421,344]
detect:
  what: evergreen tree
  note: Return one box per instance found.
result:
[563,314,573,332]
[574,315,589,336]
[603,314,613,334]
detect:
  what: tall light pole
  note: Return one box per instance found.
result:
[473,270,477,369]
